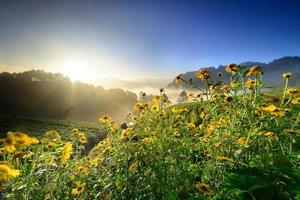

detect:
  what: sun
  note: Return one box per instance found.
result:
[62,59,87,81]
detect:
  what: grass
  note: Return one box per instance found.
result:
[0,116,106,155]
[0,116,105,138]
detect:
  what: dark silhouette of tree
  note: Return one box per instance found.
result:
[0,70,137,122]
[177,90,188,103]
[162,93,169,101]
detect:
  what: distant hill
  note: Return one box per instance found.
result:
[0,70,137,122]
[168,56,300,89]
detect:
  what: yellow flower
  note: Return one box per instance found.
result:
[129,161,138,172]
[71,128,80,137]
[99,116,110,123]
[72,181,86,196]
[77,165,89,175]
[188,93,195,99]
[247,65,263,76]
[211,93,219,100]
[264,131,276,137]
[71,129,88,143]
[176,115,184,121]
[261,104,278,112]
[188,123,196,129]
[0,164,20,181]
[245,79,255,90]
[175,75,182,83]
[230,80,239,87]
[0,148,5,156]
[287,88,299,95]
[28,137,39,145]
[142,137,153,144]
[196,69,210,80]
[200,112,206,119]
[225,63,238,74]
[143,103,149,110]
[216,156,234,162]
[195,182,211,195]
[284,129,300,135]
[152,95,161,103]
[282,72,292,78]
[236,137,247,145]
[134,102,144,111]
[46,131,61,139]
[4,132,39,153]
[121,128,134,138]
[261,104,285,117]
[151,105,159,112]
[61,142,72,164]
[214,141,221,147]
[47,141,56,148]
[44,192,51,200]
[271,109,285,117]
[171,107,180,113]
[92,157,103,167]
[3,137,16,153]
[109,121,118,131]
[151,131,158,137]
[220,84,230,92]
[224,96,233,103]
[209,85,216,91]
[79,134,87,144]
[291,98,300,105]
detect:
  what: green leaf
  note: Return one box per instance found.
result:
[167,190,179,200]
[222,173,268,193]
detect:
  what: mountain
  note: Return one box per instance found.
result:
[168,56,300,89]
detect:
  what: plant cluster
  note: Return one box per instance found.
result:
[0,65,300,199]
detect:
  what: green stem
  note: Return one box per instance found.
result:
[181,79,206,93]
[253,75,258,103]
[283,96,292,107]
[205,80,209,101]
[280,78,289,107]
[292,112,300,129]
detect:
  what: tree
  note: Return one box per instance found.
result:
[177,90,188,103]
[0,70,137,122]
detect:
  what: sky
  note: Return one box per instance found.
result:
[0,0,300,84]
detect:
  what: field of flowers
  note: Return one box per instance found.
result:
[0,117,105,138]
[0,64,300,199]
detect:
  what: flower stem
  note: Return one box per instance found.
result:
[280,78,289,107]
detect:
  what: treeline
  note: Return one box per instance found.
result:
[0,70,137,122]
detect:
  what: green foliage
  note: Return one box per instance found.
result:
[0,66,300,199]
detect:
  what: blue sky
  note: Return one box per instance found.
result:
[0,0,299,82]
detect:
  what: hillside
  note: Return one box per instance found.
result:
[0,70,137,122]
[168,56,300,89]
